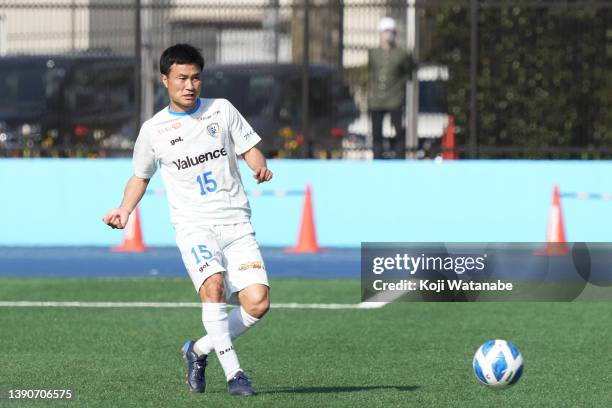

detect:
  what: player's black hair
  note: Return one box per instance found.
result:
[159,44,204,75]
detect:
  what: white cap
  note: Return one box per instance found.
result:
[378,17,396,32]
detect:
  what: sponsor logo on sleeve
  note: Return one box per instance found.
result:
[238,261,264,271]
[242,130,255,140]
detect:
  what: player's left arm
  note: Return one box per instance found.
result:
[241,147,273,184]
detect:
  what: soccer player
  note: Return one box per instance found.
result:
[102,44,272,397]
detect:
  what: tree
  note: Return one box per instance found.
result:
[427,1,611,158]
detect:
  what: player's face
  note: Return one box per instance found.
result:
[161,63,202,112]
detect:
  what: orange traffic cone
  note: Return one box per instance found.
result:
[442,116,457,160]
[112,206,146,252]
[535,185,569,256]
[285,184,322,253]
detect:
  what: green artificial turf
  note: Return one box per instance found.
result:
[0,278,611,407]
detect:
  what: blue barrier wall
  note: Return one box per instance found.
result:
[1,159,611,247]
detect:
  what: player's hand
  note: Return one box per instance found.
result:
[253,167,273,184]
[102,208,130,229]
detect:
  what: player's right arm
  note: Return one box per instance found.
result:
[103,122,156,229]
[102,176,150,229]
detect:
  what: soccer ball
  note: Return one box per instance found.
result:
[473,339,524,388]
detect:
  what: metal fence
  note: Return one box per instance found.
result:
[0,0,610,158]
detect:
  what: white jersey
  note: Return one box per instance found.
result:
[132,98,261,229]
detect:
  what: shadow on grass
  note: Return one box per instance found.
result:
[262,385,419,394]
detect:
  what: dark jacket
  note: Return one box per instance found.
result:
[367,46,414,111]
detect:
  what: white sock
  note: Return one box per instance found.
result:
[194,306,260,357]
[200,303,242,381]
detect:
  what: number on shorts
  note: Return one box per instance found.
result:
[191,245,213,264]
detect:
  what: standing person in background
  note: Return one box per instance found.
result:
[368,17,414,159]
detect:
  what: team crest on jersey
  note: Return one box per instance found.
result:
[206,122,221,137]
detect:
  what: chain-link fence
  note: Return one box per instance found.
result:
[0,0,610,158]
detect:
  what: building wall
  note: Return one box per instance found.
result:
[0,0,90,55]
[0,0,389,66]
[342,0,410,67]
[88,0,136,55]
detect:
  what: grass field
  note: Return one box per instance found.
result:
[1,277,611,407]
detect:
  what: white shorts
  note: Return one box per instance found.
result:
[176,222,269,303]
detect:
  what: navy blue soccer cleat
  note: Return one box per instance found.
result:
[227,371,256,396]
[181,340,207,393]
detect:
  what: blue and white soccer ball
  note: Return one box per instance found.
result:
[473,339,524,388]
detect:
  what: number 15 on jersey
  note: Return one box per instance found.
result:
[196,171,217,195]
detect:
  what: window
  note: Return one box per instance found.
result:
[201,72,275,117]
[0,65,46,111]
[65,61,134,113]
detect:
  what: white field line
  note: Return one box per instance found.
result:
[0,300,390,310]
[358,287,409,308]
